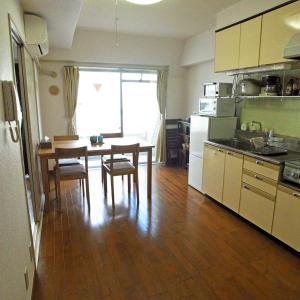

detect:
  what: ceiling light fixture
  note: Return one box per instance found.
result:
[126,0,163,5]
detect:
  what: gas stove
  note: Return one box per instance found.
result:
[283,160,300,185]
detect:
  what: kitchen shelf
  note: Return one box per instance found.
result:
[236,95,300,100]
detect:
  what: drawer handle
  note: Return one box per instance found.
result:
[293,193,300,198]
[256,160,264,166]
[217,148,224,153]
[243,185,250,190]
[254,175,263,181]
[227,151,232,155]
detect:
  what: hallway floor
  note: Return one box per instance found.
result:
[33,165,300,299]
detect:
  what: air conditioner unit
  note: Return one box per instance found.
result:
[24,14,49,57]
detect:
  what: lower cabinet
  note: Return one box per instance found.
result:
[202,145,225,202]
[272,185,300,252]
[222,150,243,212]
[240,183,275,233]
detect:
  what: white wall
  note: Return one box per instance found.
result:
[185,60,233,117]
[0,1,35,299]
[181,29,215,66]
[39,29,186,137]
[216,0,290,29]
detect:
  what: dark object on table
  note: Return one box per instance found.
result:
[90,136,98,144]
[40,139,52,149]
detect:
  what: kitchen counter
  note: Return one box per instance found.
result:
[205,140,300,165]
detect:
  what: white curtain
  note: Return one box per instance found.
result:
[156,69,168,162]
[64,66,79,134]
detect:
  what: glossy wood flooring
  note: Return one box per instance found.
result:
[33,165,300,300]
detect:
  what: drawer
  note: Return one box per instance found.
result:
[242,169,277,196]
[243,156,280,181]
[240,183,275,233]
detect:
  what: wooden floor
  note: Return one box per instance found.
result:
[33,165,300,300]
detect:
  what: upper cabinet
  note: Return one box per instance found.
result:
[215,24,240,72]
[215,1,300,72]
[260,1,300,65]
[239,16,262,69]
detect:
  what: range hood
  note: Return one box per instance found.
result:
[284,33,300,59]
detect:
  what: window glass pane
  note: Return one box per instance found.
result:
[76,71,121,136]
[142,73,157,81]
[122,72,142,80]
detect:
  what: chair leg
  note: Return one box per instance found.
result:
[85,177,90,210]
[135,172,139,203]
[128,174,131,194]
[122,175,124,181]
[103,170,107,197]
[82,178,85,198]
[110,175,115,208]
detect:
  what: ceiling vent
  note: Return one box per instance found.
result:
[24,14,49,57]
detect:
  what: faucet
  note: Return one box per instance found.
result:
[250,121,262,132]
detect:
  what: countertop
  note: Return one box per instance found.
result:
[205,140,300,165]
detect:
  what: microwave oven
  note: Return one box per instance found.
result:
[204,82,233,97]
[199,97,236,117]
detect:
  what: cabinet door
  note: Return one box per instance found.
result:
[272,186,300,251]
[215,24,240,72]
[239,16,262,68]
[260,1,300,65]
[222,151,243,212]
[240,184,275,233]
[202,145,226,202]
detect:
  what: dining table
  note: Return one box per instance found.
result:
[38,137,154,203]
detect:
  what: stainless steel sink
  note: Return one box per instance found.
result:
[213,138,288,156]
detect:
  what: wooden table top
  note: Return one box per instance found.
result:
[38,137,154,158]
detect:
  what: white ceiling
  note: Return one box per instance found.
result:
[78,0,240,38]
[21,0,83,48]
[20,0,240,49]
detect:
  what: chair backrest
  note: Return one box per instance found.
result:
[53,135,79,141]
[110,143,140,167]
[55,146,88,172]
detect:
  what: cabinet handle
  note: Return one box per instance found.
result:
[243,184,250,190]
[256,160,264,166]
[293,193,300,198]
[254,175,263,181]
[227,151,232,156]
[217,148,224,153]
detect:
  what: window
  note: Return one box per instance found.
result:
[76,68,160,162]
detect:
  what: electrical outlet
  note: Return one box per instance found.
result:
[24,267,29,290]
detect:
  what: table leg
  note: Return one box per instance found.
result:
[40,157,50,203]
[147,148,152,200]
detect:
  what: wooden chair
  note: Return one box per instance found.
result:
[54,146,90,210]
[103,143,140,207]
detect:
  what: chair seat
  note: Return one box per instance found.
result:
[55,164,86,179]
[58,158,81,166]
[103,161,135,175]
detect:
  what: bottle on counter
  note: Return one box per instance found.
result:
[292,78,299,96]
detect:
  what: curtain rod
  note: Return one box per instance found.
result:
[40,59,169,71]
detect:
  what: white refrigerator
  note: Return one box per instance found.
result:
[188,115,237,192]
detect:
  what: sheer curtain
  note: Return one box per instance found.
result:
[64,66,79,134]
[156,69,168,162]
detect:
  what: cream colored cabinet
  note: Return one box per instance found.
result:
[272,185,300,251]
[240,183,275,233]
[202,145,226,202]
[260,1,300,65]
[222,150,243,212]
[215,24,240,72]
[239,16,262,68]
